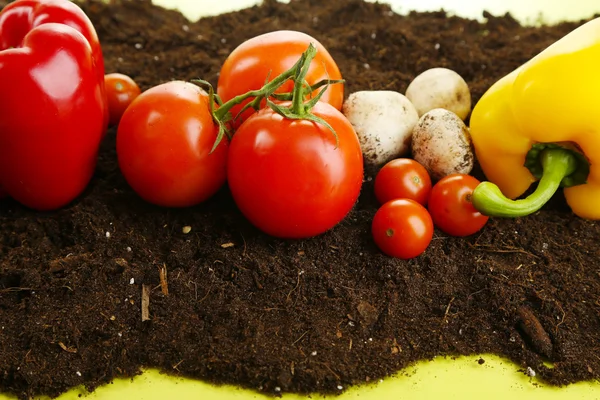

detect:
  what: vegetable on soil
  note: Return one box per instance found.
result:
[371,198,434,259]
[217,29,344,129]
[405,67,472,121]
[342,90,419,170]
[0,0,108,211]
[374,158,432,206]
[2,1,600,399]
[411,108,474,181]
[104,72,141,126]
[226,44,364,239]
[116,80,229,208]
[428,173,489,237]
[469,16,600,220]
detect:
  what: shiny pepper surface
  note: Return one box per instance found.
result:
[0,0,108,210]
[470,17,600,220]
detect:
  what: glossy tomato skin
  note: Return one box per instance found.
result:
[428,174,489,237]
[227,101,363,239]
[372,199,433,259]
[105,73,141,126]
[116,80,228,208]
[374,158,432,206]
[217,30,343,129]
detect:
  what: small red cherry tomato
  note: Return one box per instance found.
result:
[428,174,489,237]
[371,199,434,259]
[374,158,432,206]
[105,73,141,126]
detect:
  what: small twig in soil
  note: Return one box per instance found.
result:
[489,275,532,290]
[141,285,151,321]
[159,264,169,296]
[198,284,213,304]
[0,287,34,293]
[24,349,33,363]
[172,359,184,371]
[58,342,77,354]
[252,271,264,290]
[442,297,455,324]
[555,303,566,334]
[292,330,309,346]
[241,234,247,257]
[471,243,540,258]
[187,280,198,300]
[315,362,341,381]
[198,267,215,303]
[286,271,303,303]
[467,288,488,299]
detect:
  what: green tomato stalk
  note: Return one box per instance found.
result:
[192,43,344,153]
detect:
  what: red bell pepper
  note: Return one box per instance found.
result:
[0,0,108,210]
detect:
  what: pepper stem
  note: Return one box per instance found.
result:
[471,148,579,218]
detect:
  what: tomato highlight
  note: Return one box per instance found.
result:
[428,174,489,237]
[116,80,228,207]
[228,100,363,239]
[374,158,432,206]
[372,199,434,259]
[226,44,362,239]
[105,73,141,126]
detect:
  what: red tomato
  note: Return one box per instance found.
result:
[105,73,141,126]
[428,174,489,237]
[374,158,432,206]
[116,80,228,207]
[0,186,7,199]
[217,30,343,129]
[227,101,363,239]
[372,199,433,259]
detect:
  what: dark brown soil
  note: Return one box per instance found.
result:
[2,0,600,399]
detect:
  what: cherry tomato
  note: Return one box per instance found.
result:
[217,30,343,129]
[374,158,432,206]
[428,174,489,237]
[105,73,141,126]
[372,199,433,259]
[116,80,228,208]
[227,101,363,239]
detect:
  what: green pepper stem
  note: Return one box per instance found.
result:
[471,148,579,218]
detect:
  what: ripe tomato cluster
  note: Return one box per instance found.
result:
[108,30,363,239]
[372,158,489,259]
[99,29,491,250]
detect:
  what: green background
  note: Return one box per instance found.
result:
[2,0,600,399]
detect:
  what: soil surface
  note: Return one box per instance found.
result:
[1,0,600,399]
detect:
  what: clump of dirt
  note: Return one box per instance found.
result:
[1,0,599,399]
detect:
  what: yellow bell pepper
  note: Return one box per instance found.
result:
[469,16,600,220]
